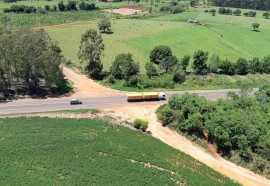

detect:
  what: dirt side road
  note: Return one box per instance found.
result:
[104,104,270,186]
[62,67,120,97]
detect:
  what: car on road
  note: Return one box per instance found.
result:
[70,99,82,105]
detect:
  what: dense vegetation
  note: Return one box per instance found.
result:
[156,85,270,177]
[104,44,270,90]
[2,1,98,13]
[210,0,270,10]
[0,28,65,97]
[0,117,238,185]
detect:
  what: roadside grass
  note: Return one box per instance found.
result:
[100,73,270,91]
[39,108,101,114]
[0,117,239,186]
[45,8,270,73]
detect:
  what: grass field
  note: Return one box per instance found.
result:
[45,7,270,72]
[0,117,238,185]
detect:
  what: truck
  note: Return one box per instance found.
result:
[127,92,165,102]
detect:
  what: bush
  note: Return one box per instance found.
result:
[160,6,171,12]
[156,104,173,126]
[106,74,116,84]
[204,9,209,13]
[233,9,241,16]
[133,119,149,131]
[173,69,186,83]
[171,6,183,14]
[125,75,142,87]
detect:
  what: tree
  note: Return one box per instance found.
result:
[233,9,241,16]
[173,69,186,83]
[181,55,190,72]
[159,55,178,73]
[192,50,208,75]
[145,62,158,77]
[66,1,77,11]
[252,23,260,31]
[262,55,270,73]
[235,58,248,75]
[0,28,64,94]
[58,1,65,11]
[150,45,172,65]
[208,55,220,73]
[248,57,262,74]
[263,12,270,19]
[219,59,235,75]
[98,18,111,33]
[110,53,139,80]
[78,29,104,79]
[190,0,198,7]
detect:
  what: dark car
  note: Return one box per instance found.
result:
[70,99,82,105]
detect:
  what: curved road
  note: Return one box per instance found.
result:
[0,89,257,115]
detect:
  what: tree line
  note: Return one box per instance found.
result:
[210,0,270,11]
[74,26,270,90]
[104,45,270,89]
[156,85,270,176]
[0,28,64,97]
[3,1,98,14]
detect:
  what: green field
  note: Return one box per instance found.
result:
[45,7,270,72]
[0,117,238,185]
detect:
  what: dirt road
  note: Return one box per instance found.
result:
[62,67,120,97]
[104,104,270,186]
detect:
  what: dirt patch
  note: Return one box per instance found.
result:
[32,20,99,30]
[62,67,121,97]
[103,8,148,16]
[122,5,151,9]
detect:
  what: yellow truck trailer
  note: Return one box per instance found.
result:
[127,92,165,102]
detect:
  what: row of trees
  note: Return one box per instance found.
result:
[3,1,98,14]
[76,28,270,89]
[0,28,64,96]
[157,85,270,175]
[210,0,270,11]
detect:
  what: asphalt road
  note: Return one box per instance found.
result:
[0,88,258,115]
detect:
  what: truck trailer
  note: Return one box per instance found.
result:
[127,92,165,102]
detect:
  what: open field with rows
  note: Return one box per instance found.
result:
[0,117,238,185]
[45,7,270,72]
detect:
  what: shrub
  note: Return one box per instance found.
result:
[106,74,116,84]
[233,9,241,16]
[133,119,149,131]
[204,9,209,13]
[173,69,186,83]
[133,119,142,129]
[125,75,142,87]
[263,12,270,19]
[160,6,171,12]
[156,104,173,126]
[141,121,149,132]
[171,6,183,14]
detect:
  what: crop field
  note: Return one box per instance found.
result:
[0,117,238,185]
[45,7,270,72]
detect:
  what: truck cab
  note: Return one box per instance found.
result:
[159,92,166,100]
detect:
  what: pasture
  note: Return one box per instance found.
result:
[0,117,238,185]
[46,7,270,72]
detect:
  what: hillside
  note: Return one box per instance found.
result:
[0,117,238,185]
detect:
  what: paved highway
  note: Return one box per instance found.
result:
[0,89,258,115]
